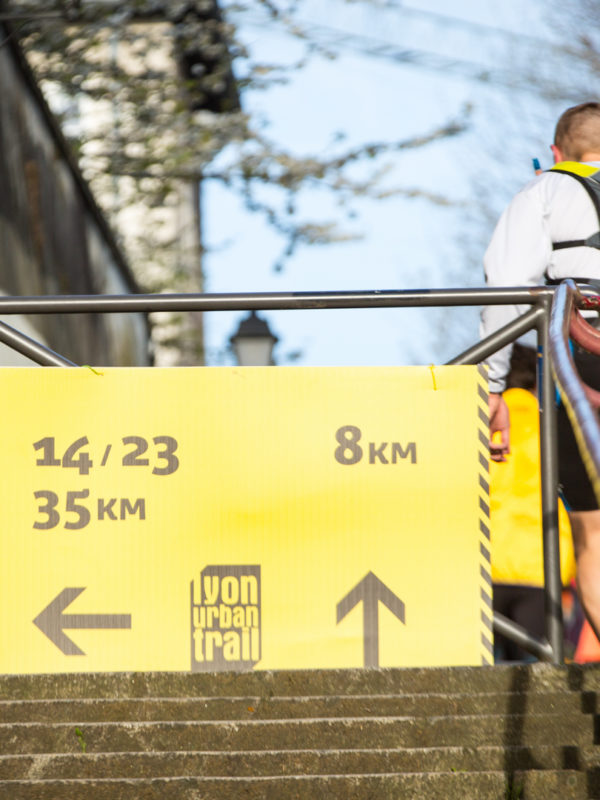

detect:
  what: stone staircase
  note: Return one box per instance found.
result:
[0,664,599,799]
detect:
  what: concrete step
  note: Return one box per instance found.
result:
[0,712,594,755]
[0,689,592,722]
[1,744,600,780]
[0,770,586,800]
[1,665,599,799]
[1,663,599,700]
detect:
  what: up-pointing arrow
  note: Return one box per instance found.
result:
[33,587,132,656]
[336,571,405,668]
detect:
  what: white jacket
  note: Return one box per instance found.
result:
[482,161,600,392]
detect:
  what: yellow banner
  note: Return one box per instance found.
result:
[0,366,490,673]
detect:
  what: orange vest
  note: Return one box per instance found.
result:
[490,387,576,586]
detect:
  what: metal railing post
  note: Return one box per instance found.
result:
[0,320,76,366]
[538,295,564,664]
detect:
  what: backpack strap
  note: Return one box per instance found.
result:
[544,272,600,285]
[550,166,600,251]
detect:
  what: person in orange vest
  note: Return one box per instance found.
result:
[574,615,600,662]
[491,344,576,661]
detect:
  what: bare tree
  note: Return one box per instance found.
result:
[2,0,470,362]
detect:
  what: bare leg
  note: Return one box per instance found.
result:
[570,509,600,641]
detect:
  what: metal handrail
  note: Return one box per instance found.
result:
[549,280,600,506]
[0,285,562,314]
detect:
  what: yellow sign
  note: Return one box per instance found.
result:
[0,366,491,674]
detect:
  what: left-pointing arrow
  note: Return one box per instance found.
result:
[33,587,132,655]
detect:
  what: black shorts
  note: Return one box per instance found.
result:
[493,583,545,662]
[557,345,600,512]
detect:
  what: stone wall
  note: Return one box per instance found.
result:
[0,25,150,366]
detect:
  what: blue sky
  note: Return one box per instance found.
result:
[201,0,574,367]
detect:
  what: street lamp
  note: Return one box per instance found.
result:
[230,310,278,366]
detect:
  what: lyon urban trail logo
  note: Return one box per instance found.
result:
[190,565,261,672]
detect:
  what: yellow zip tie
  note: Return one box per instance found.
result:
[429,364,437,391]
[82,365,104,376]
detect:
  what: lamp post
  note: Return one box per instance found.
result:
[229,310,278,366]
